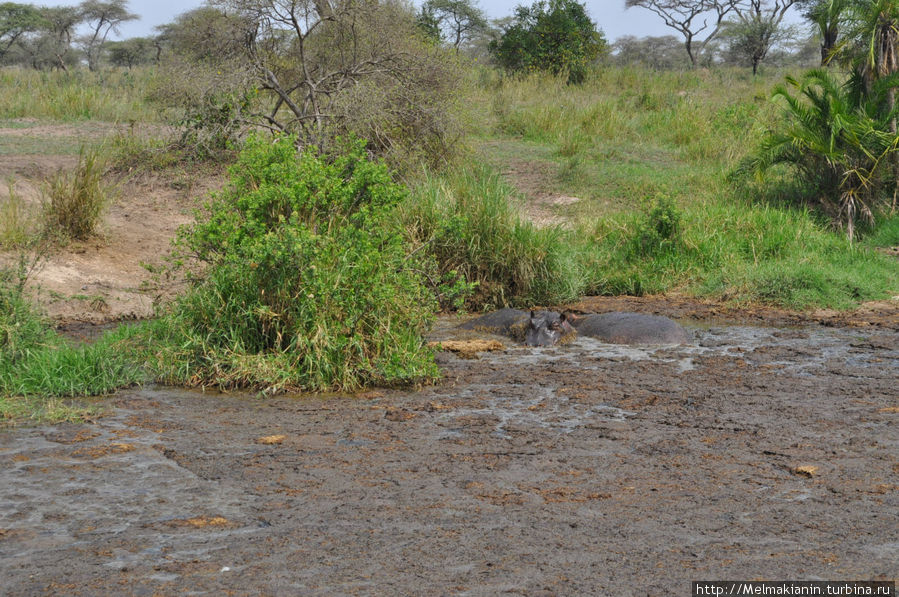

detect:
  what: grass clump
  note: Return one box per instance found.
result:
[0,178,37,248]
[151,134,438,392]
[401,163,586,309]
[41,147,114,241]
[0,263,144,425]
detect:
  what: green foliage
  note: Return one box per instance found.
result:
[418,0,488,50]
[471,66,899,308]
[0,2,46,59]
[0,262,143,425]
[41,146,113,241]
[175,89,248,159]
[735,69,899,238]
[401,163,586,308]
[0,260,55,368]
[633,193,682,256]
[104,36,156,68]
[0,68,157,121]
[865,212,899,247]
[719,13,797,75]
[155,135,438,392]
[489,0,607,84]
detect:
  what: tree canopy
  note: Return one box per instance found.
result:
[490,0,607,84]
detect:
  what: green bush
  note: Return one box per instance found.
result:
[154,135,438,392]
[736,69,899,238]
[633,193,681,256]
[0,263,57,370]
[489,0,607,84]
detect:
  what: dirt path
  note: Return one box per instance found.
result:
[2,319,897,595]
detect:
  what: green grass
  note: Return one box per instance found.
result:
[401,163,587,309]
[466,66,899,309]
[0,68,159,122]
[0,267,146,426]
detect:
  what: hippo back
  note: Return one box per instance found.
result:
[458,308,529,338]
[573,312,689,345]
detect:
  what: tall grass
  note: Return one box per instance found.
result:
[0,178,37,248]
[0,67,159,122]
[578,197,898,308]
[41,147,114,241]
[0,264,144,425]
[401,164,586,309]
[464,66,899,309]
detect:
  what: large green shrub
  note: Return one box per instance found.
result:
[489,0,607,84]
[156,135,438,392]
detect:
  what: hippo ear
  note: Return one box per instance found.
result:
[530,310,537,319]
[560,311,575,322]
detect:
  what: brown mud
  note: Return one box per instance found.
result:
[2,122,898,594]
[2,317,898,595]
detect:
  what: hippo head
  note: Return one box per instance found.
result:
[524,310,576,347]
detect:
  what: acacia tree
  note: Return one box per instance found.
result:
[154,6,255,63]
[417,0,487,51]
[0,2,45,60]
[721,0,796,74]
[28,5,82,71]
[154,0,463,166]
[79,0,137,71]
[612,34,690,68]
[625,0,742,67]
[105,36,154,67]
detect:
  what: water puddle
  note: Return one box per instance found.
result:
[427,316,899,438]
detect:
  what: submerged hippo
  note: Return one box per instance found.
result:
[571,312,689,345]
[458,308,575,346]
[460,308,689,346]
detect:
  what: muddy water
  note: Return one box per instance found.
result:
[1,321,898,595]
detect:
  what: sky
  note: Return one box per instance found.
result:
[40,0,806,43]
[39,0,680,41]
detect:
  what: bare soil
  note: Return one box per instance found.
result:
[0,145,224,324]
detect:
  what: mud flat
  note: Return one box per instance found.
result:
[1,320,898,595]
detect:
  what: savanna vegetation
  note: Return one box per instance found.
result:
[1,0,898,421]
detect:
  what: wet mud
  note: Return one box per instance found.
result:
[2,318,898,595]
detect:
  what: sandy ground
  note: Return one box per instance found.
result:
[0,147,222,324]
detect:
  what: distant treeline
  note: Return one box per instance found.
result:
[0,0,823,74]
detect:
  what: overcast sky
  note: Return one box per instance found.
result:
[40,0,805,42]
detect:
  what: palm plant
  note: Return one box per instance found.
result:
[737,69,899,238]
[843,0,899,209]
[804,0,850,65]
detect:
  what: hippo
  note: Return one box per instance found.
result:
[459,308,689,346]
[570,312,689,345]
[523,310,576,347]
[458,308,576,346]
